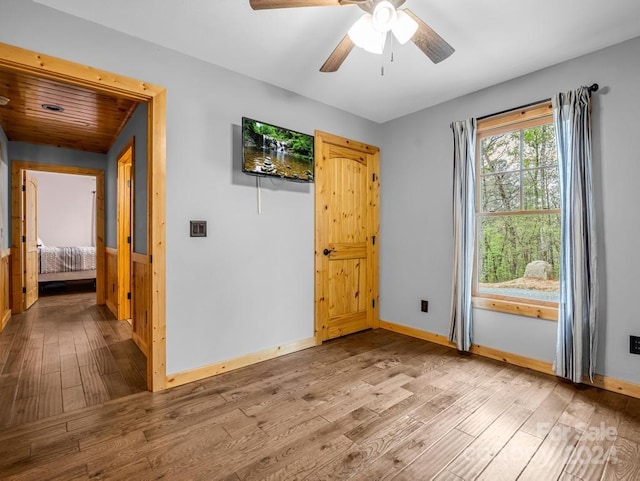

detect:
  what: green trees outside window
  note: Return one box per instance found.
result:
[477,123,560,303]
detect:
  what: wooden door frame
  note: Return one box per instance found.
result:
[116,139,134,321]
[11,163,105,310]
[0,42,167,392]
[314,130,380,345]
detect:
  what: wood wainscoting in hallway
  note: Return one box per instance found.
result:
[0,292,147,428]
[0,329,638,480]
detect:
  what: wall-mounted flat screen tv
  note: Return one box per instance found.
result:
[242,117,314,183]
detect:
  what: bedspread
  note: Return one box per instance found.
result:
[39,246,96,274]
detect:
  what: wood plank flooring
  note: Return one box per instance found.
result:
[0,328,639,480]
[0,292,147,428]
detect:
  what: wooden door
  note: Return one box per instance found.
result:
[23,171,38,310]
[117,144,133,320]
[315,131,380,342]
[1,142,11,328]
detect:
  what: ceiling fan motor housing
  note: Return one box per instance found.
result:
[356,0,407,13]
[372,1,397,32]
[248,0,454,72]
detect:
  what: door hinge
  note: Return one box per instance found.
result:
[372,299,376,308]
[22,185,26,192]
[127,236,131,244]
[22,287,26,294]
[150,255,152,264]
[22,235,26,243]
[372,235,376,245]
[127,179,131,188]
[372,173,377,182]
[127,292,131,300]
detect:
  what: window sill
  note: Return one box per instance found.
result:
[472,296,558,321]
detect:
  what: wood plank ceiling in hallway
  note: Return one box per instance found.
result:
[0,67,139,153]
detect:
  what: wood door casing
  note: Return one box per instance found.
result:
[117,142,133,321]
[23,171,38,310]
[315,131,380,342]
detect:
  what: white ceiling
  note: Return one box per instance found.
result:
[33,0,640,123]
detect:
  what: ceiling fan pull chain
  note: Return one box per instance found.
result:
[390,32,394,63]
[381,32,386,76]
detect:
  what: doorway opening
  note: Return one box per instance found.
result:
[11,162,106,311]
[0,41,166,392]
[28,170,98,298]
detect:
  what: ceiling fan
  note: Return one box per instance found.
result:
[249,0,454,72]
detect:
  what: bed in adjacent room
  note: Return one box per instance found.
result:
[38,245,96,285]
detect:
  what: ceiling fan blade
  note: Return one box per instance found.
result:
[320,35,355,72]
[250,0,345,9]
[403,8,454,63]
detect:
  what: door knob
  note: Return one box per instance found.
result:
[323,248,333,256]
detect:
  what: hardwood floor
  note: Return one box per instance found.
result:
[0,291,147,428]
[0,329,638,480]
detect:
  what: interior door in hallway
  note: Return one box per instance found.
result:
[23,171,38,310]
[117,143,133,321]
[315,131,379,342]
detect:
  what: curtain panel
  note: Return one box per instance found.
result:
[449,118,476,351]
[553,86,598,382]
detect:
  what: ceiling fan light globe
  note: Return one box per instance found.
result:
[391,10,418,44]
[348,14,375,48]
[362,33,386,54]
[348,14,385,54]
[372,0,397,33]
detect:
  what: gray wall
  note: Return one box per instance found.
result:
[106,102,148,253]
[0,123,7,249]
[0,0,383,374]
[379,36,640,385]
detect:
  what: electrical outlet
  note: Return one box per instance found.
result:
[630,335,640,355]
[421,300,429,313]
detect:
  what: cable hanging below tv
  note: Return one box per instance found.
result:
[242,117,314,183]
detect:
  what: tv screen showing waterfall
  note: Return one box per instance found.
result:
[242,117,314,183]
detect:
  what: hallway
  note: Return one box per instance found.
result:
[0,291,147,427]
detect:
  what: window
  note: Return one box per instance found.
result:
[473,102,559,320]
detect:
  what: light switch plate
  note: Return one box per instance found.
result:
[190,220,207,237]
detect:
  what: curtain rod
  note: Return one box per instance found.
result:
[477,83,599,121]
